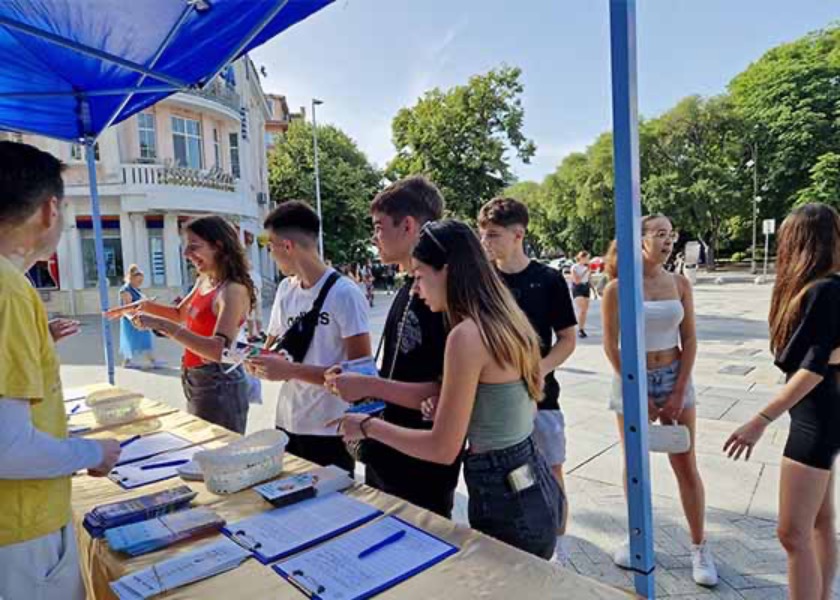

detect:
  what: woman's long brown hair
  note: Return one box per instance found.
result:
[184,215,257,311]
[769,203,840,354]
[413,220,544,401]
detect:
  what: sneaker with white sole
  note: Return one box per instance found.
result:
[691,541,718,587]
[613,540,633,569]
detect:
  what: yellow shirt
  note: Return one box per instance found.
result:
[0,254,70,546]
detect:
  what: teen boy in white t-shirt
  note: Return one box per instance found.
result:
[247,201,371,473]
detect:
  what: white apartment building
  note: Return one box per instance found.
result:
[7,56,275,315]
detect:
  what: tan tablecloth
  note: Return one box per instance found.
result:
[71,387,632,599]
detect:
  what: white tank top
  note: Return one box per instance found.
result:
[644,299,683,351]
[571,263,590,283]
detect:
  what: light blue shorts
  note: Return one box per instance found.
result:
[609,360,696,414]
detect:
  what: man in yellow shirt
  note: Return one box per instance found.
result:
[0,142,121,600]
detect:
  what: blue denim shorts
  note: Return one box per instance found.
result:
[181,363,250,434]
[609,360,696,414]
[464,436,562,559]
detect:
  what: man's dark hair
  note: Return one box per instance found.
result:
[370,175,444,225]
[263,200,320,241]
[478,197,529,229]
[0,141,65,225]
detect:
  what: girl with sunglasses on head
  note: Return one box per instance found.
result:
[334,220,562,558]
[726,203,840,600]
[602,214,717,587]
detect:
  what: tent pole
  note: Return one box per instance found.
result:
[85,139,116,385]
[608,1,655,597]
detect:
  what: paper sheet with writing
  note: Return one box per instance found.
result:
[274,515,457,600]
[109,446,205,490]
[110,537,251,599]
[63,386,88,402]
[105,507,224,556]
[116,432,194,466]
[223,492,381,563]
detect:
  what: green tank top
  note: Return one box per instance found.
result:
[468,380,536,453]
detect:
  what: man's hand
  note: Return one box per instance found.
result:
[48,318,80,343]
[324,369,374,403]
[247,353,296,381]
[88,439,121,477]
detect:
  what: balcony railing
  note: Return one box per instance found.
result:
[183,78,241,113]
[122,162,236,192]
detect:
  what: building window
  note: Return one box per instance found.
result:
[212,128,221,168]
[70,143,100,161]
[148,230,166,286]
[171,116,203,169]
[138,112,157,160]
[81,230,123,287]
[229,132,240,179]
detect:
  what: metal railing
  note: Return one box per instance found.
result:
[121,162,236,192]
[184,78,241,113]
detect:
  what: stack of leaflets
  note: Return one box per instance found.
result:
[105,507,225,557]
[83,486,198,538]
[253,465,354,508]
[110,537,251,599]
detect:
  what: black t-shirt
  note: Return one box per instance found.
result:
[498,261,578,410]
[775,274,840,377]
[365,277,461,499]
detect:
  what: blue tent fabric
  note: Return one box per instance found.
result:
[0,0,334,141]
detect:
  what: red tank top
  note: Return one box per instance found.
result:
[183,285,220,369]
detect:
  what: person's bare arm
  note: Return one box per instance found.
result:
[601,281,621,374]
[339,322,483,464]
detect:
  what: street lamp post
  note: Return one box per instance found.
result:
[748,141,759,274]
[311,98,324,259]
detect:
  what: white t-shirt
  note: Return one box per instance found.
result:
[571,263,590,284]
[267,269,370,435]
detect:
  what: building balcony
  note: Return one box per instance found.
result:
[167,78,241,121]
[122,162,236,192]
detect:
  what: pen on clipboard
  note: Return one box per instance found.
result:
[69,403,82,415]
[140,459,190,471]
[357,530,406,559]
[120,434,141,448]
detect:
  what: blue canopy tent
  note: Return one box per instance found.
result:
[0,0,334,385]
[0,0,658,597]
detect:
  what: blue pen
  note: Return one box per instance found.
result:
[120,434,141,448]
[140,459,190,471]
[357,530,406,559]
[69,403,82,415]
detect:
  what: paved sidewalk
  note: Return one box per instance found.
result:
[58,282,839,598]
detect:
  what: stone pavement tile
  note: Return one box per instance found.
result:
[695,394,740,421]
[748,463,840,520]
[572,445,763,515]
[568,549,635,590]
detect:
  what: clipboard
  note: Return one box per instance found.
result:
[272,515,458,600]
[115,431,195,466]
[222,493,383,564]
[109,446,205,490]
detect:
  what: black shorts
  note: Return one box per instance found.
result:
[783,420,840,470]
[572,283,591,299]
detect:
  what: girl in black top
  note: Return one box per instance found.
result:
[725,203,840,600]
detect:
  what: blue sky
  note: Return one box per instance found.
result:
[252,1,838,182]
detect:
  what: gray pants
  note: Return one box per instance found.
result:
[181,363,249,434]
[0,524,85,600]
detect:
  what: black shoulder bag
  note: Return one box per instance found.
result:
[269,271,341,363]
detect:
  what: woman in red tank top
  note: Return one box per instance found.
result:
[105,216,256,434]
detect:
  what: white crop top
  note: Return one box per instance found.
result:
[644,299,683,351]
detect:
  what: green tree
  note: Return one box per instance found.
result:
[387,66,536,219]
[795,152,840,209]
[729,25,840,217]
[641,95,748,267]
[268,120,382,265]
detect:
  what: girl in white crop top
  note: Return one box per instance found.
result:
[600,215,718,587]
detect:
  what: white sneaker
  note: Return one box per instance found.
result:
[551,536,571,568]
[691,541,718,587]
[613,540,633,569]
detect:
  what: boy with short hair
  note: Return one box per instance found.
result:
[0,141,122,599]
[326,176,460,517]
[478,196,578,564]
[248,200,371,473]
